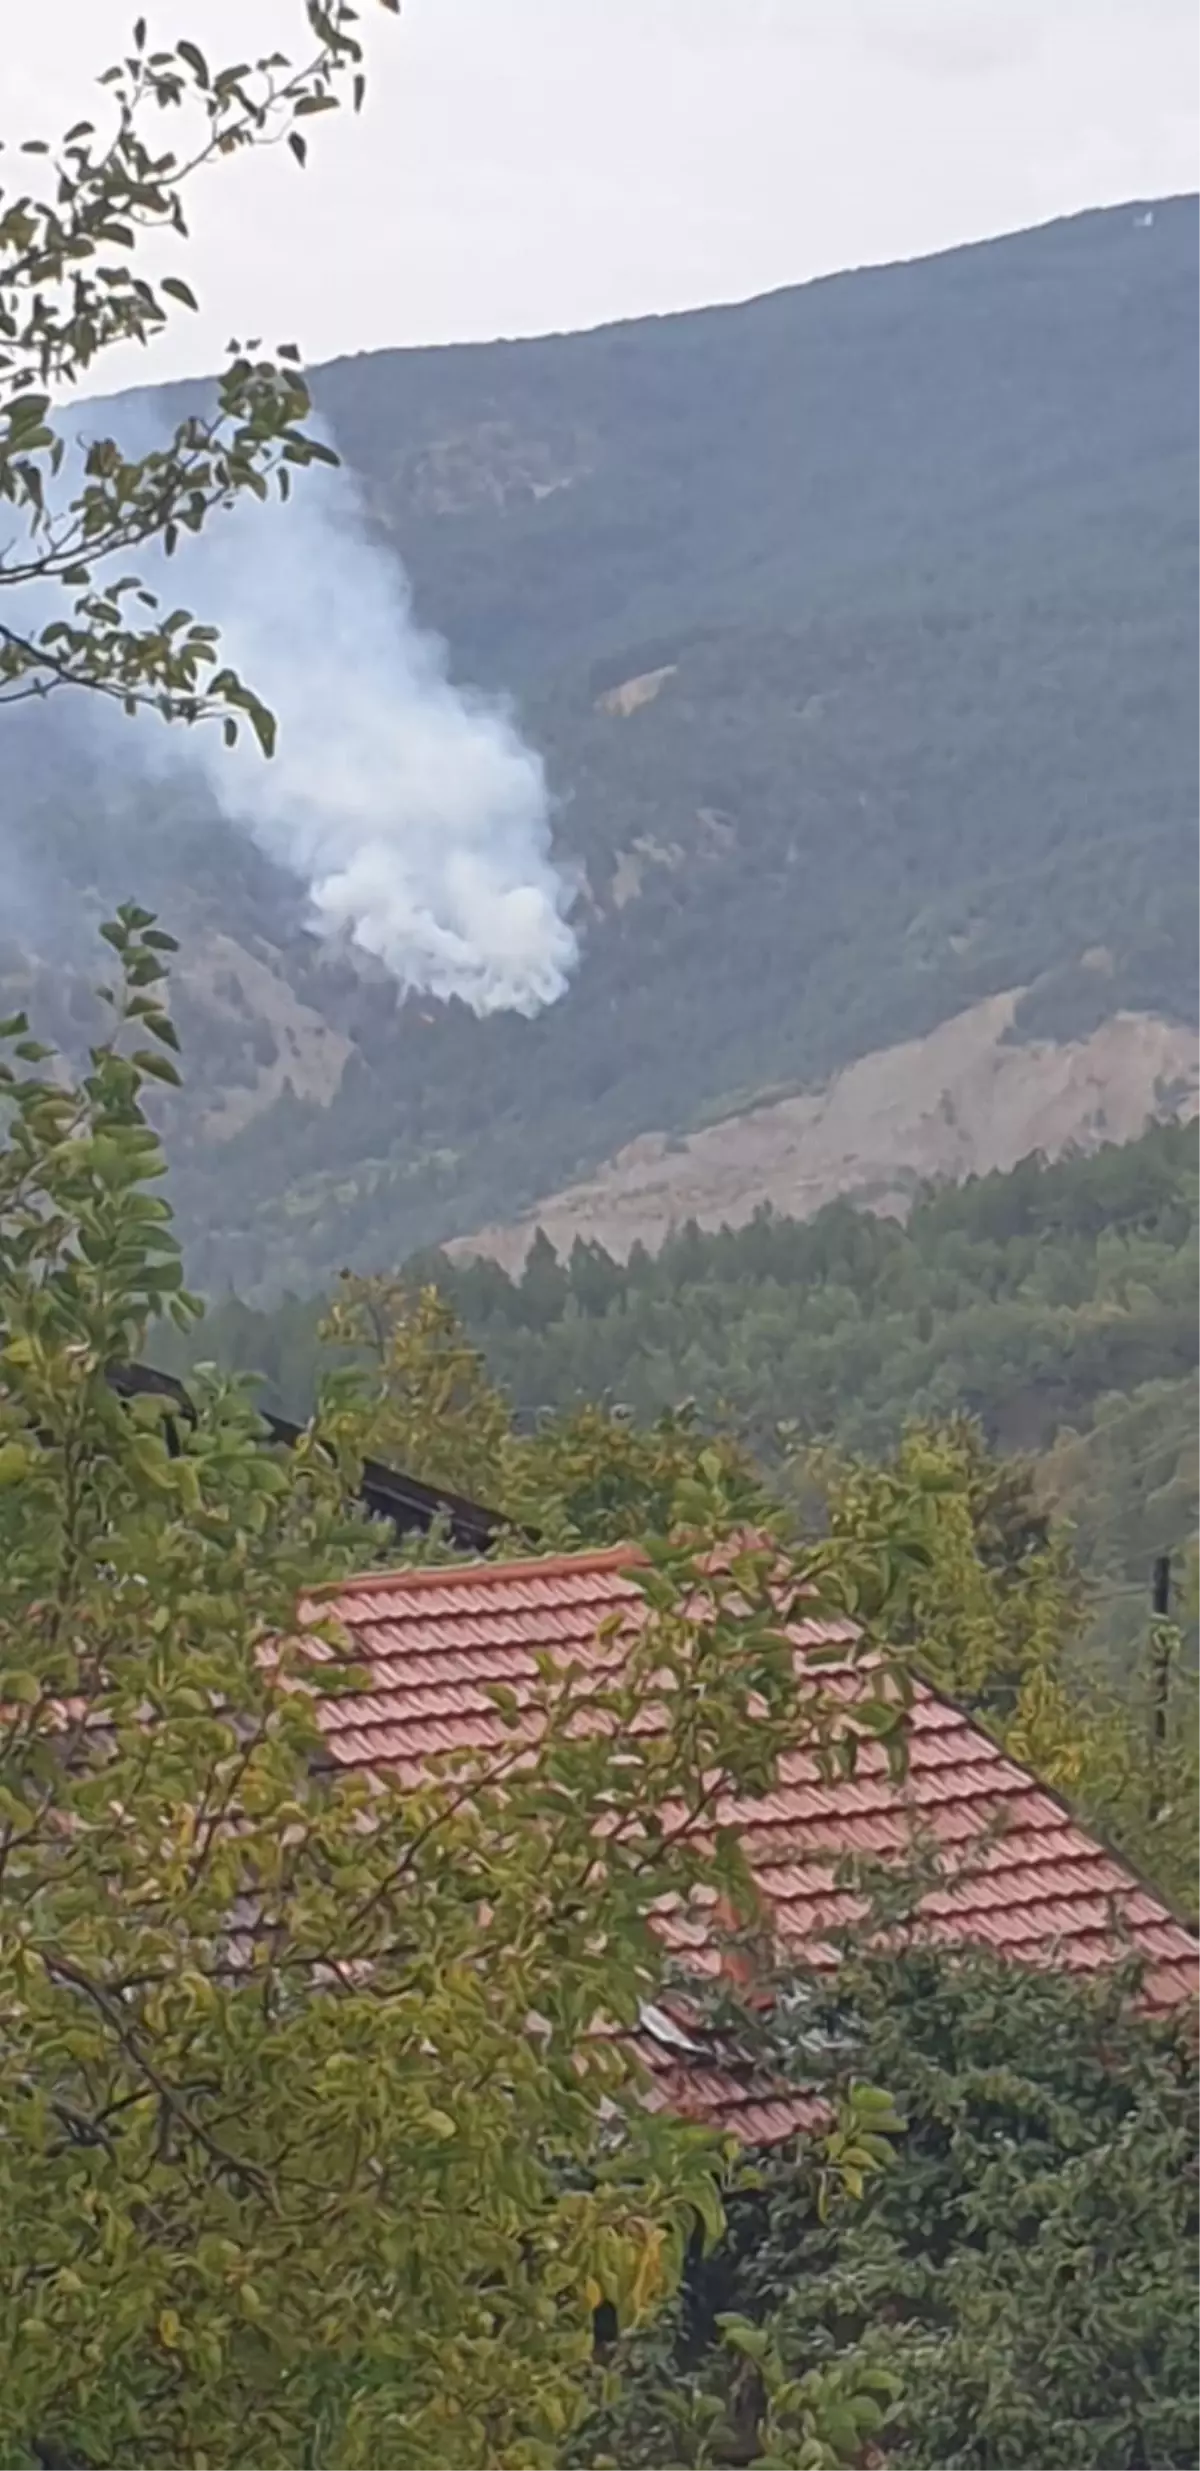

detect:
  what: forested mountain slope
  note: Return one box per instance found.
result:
[158,1121,1199,1669]
[3,198,1196,1293]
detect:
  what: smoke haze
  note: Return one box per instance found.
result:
[11,401,580,1017]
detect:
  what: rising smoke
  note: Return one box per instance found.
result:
[13,400,580,1018]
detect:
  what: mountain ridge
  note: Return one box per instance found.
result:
[2,195,1196,1297]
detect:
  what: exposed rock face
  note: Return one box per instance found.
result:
[449,994,1200,1270]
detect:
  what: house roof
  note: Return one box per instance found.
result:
[108,1364,509,1553]
[304,1546,1200,2144]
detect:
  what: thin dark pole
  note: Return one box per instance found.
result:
[1147,1553,1173,1820]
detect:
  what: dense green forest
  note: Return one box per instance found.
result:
[4,198,1196,1292]
[158,1119,1199,1667]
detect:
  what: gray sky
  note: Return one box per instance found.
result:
[10,0,1199,387]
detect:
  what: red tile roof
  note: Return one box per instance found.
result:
[303,1548,1199,2142]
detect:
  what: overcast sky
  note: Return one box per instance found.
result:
[10,0,1199,388]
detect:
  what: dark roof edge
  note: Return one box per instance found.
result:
[107,1362,510,1555]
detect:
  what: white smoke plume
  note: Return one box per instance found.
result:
[25,401,580,1017]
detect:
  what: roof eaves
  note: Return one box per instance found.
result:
[106,1362,511,1553]
[304,1542,646,1606]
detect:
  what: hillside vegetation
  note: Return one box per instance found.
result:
[3,198,1196,1293]
[158,1121,1200,1669]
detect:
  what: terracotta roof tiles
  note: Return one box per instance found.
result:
[306,1548,1199,2139]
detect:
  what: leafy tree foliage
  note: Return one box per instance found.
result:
[1,1,397,734]
[0,918,919,2468]
[320,1270,516,1508]
[810,1415,1085,1715]
[208,1266,783,1559]
[575,1933,1199,2470]
[507,1403,779,1555]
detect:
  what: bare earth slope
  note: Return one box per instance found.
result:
[449,994,1199,1270]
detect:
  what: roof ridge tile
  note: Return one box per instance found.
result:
[302,1543,644,1609]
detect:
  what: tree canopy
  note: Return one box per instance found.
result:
[0,914,925,2468]
[1,1,397,736]
[576,1929,1199,2470]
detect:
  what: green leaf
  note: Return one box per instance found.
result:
[716,2315,770,2363]
[176,39,209,84]
[245,698,277,757]
[131,1049,181,1086]
[0,1669,42,1703]
[849,2082,899,2112]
